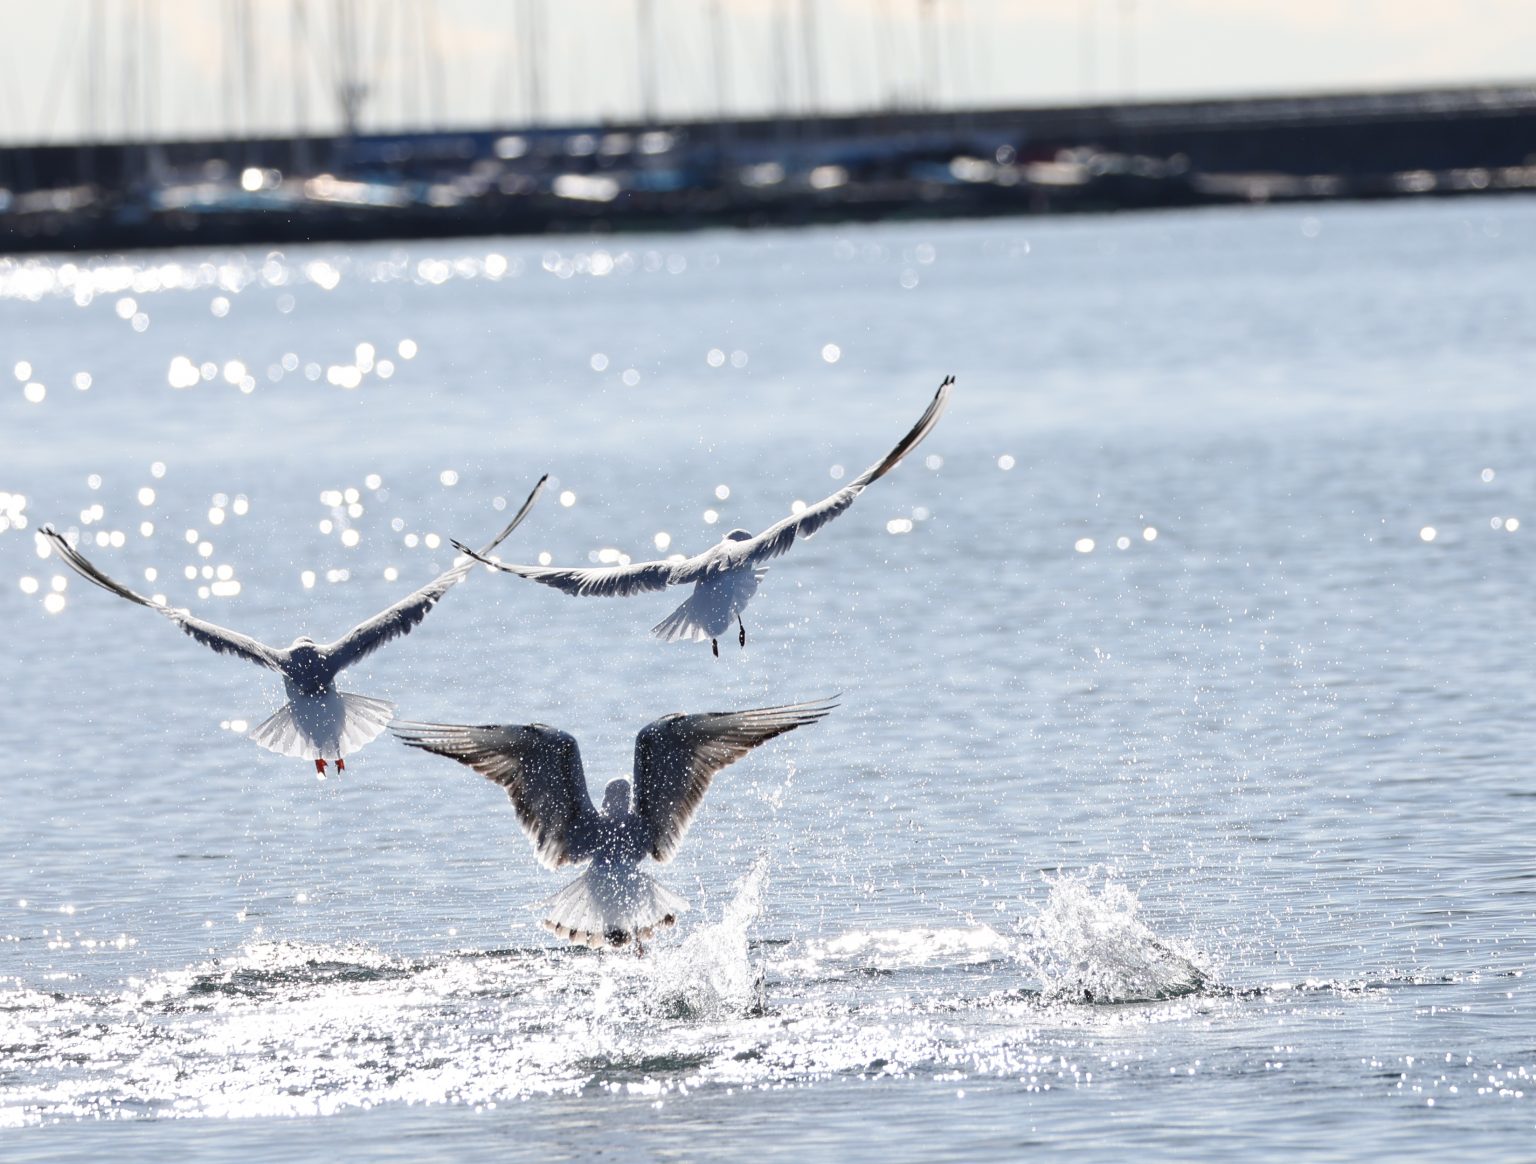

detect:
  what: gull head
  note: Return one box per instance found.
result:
[723,528,753,543]
[601,778,632,815]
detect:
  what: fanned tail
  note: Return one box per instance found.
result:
[247,691,397,760]
[650,570,766,643]
[541,866,690,949]
[651,597,712,643]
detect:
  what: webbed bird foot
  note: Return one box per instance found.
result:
[314,758,328,776]
[336,757,346,772]
[711,638,719,657]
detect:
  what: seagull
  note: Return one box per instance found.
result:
[391,698,835,952]
[39,476,547,774]
[455,376,953,656]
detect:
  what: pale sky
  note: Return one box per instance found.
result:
[2,1,1533,145]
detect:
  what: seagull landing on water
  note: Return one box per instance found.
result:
[454,376,953,656]
[391,698,836,953]
[39,476,547,775]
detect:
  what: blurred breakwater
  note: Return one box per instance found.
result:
[4,83,1535,253]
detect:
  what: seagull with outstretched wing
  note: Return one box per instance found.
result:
[40,476,547,774]
[456,377,953,655]
[391,698,835,951]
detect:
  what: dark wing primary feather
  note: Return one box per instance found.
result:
[633,698,837,863]
[474,474,550,559]
[323,475,546,672]
[449,549,683,598]
[390,719,601,868]
[40,523,282,670]
[731,375,953,569]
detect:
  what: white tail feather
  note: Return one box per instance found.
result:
[651,598,712,643]
[247,691,396,760]
[650,569,766,643]
[540,866,690,949]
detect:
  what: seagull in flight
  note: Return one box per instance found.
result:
[391,698,835,952]
[455,376,953,655]
[40,476,547,774]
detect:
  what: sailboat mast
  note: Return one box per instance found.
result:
[523,0,544,126]
[637,0,657,123]
[290,0,312,172]
[800,0,819,115]
[709,0,729,124]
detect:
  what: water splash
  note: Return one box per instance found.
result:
[1016,870,1211,1004]
[648,857,769,1020]
[795,925,1010,974]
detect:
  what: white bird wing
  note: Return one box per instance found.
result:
[729,375,953,569]
[323,475,547,672]
[633,697,837,863]
[40,524,282,670]
[391,719,602,869]
[449,548,685,598]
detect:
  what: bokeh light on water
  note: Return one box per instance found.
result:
[4,201,1536,1155]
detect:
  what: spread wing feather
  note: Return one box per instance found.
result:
[732,375,953,568]
[390,719,601,869]
[39,524,282,670]
[323,475,546,671]
[450,552,683,598]
[633,698,837,863]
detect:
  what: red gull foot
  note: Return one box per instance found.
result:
[337,757,346,772]
[314,758,327,775]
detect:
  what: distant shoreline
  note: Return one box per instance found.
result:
[5,83,1534,256]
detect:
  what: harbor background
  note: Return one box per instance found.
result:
[3,2,1535,250]
[5,4,1536,1158]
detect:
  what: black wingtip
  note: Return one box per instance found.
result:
[779,695,841,721]
[387,720,434,747]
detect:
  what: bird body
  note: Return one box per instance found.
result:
[650,552,766,647]
[279,638,330,696]
[391,699,836,949]
[40,476,547,772]
[456,376,953,654]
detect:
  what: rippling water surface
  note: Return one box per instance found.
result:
[3,199,1536,1159]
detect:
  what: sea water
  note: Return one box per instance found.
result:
[2,197,1534,1159]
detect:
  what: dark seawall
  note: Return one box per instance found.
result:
[4,83,1535,255]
